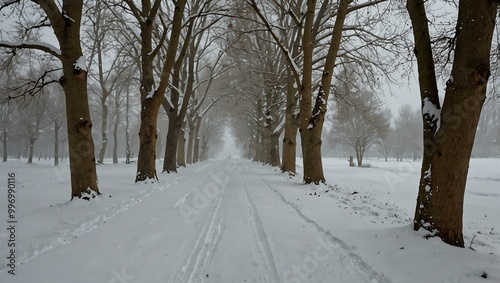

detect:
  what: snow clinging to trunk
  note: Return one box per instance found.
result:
[422,97,440,133]
[73,56,87,72]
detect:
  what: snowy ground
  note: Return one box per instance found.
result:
[0,157,498,283]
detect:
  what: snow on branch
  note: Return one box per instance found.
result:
[0,0,19,9]
[74,56,87,72]
[0,41,62,58]
[1,67,62,103]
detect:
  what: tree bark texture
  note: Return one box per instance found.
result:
[408,0,497,247]
[281,74,298,174]
[135,0,187,182]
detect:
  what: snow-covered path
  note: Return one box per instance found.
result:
[1,159,389,283]
[1,158,498,283]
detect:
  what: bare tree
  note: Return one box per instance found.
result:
[249,0,401,184]
[332,67,390,167]
[0,0,100,199]
[473,99,500,157]
[84,1,132,165]
[109,0,187,181]
[199,107,227,160]
[160,0,228,172]
[393,105,422,161]
[407,0,498,246]
[15,94,48,164]
[44,84,66,166]
[0,69,15,162]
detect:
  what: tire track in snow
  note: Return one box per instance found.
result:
[0,164,211,275]
[170,176,226,283]
[247,166,392,283]
[237,173,281,283]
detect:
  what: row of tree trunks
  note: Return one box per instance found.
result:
[162,12,197,173]
[134,0,187,182]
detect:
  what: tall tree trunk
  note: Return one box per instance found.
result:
[300,127,325,183]
[135,0,187,182]
[163,118,180,172]
[97,96,108,164]
[62,59,100,198]
[28,138,35,164]
[186,123,195,164]
[177,123,186,167]
[193,117,201,163]
[54,121,60,166]
[125,85,131,164]
[113,119,119,164]
[356,146,362,167]
[270,133,280,167]
[281,74,297,174]
[2,127,7,162]
[262,125,272,164]
[135,14,159,181]
[113,95,120,164]
[136,97,161,180]
[297,0,349,184]
[408,0,497,247]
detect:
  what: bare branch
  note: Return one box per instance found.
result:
[0,41,61,58]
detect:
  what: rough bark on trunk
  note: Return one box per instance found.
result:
[408,0,497,247]
[177,123,186,167]
[134,0,187,182]
[281,74,298,174]
[186,124,195,164]
[136,97,160,180]
[300,126,325,184]
[298,0,349,184]
[62,57,100,198]
[163,118,180,172]
[162,19,195,172]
